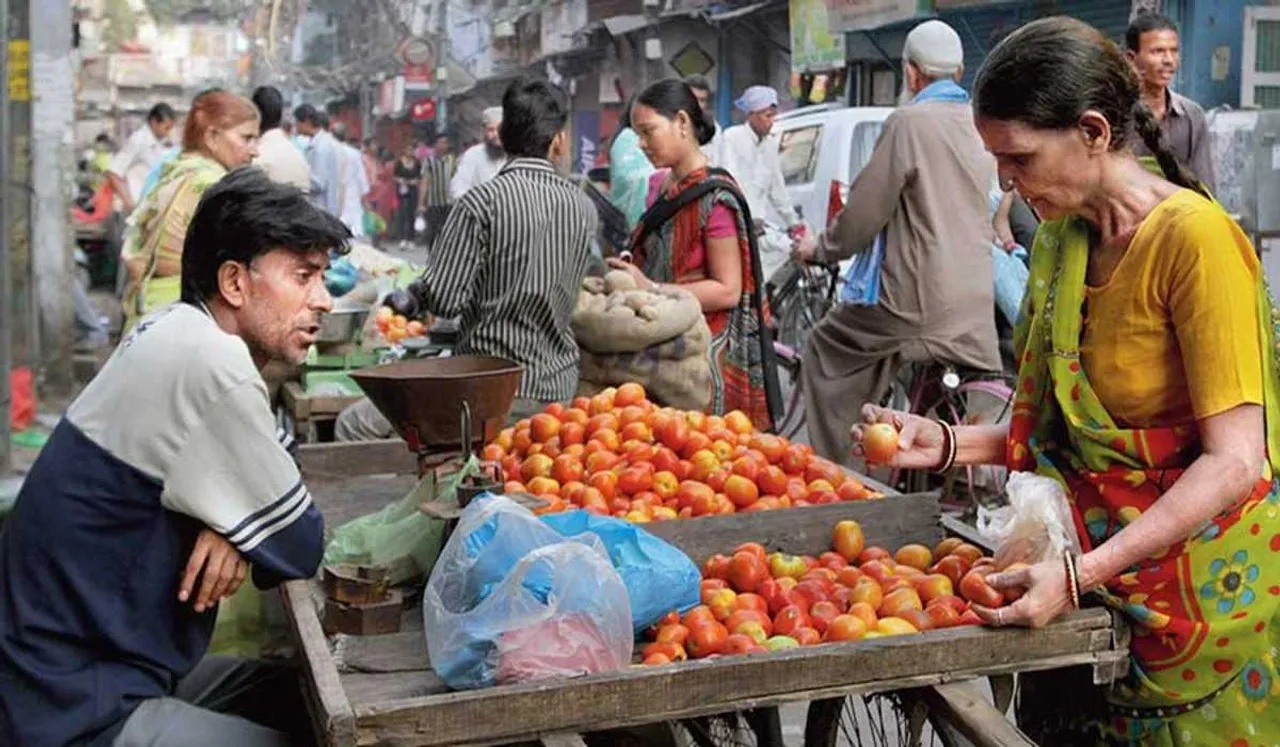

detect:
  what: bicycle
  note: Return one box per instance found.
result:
[766,258,1016,510]
[767,260,842,440]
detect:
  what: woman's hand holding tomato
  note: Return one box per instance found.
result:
[971,560,1073,630]
[851,405,945,471]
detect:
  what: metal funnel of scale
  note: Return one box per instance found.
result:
[348,356,523,453]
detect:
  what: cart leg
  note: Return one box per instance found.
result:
[583,722,679,747]
[801,697,843,747]
[743,706,785,747]
[989,675,1015,715]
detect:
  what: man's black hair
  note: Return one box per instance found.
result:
[148,102,176,123]
[683,74,712,95]
[293,103,322,126]
[499,77,569,160]
[180,167,351,305]
[317,111,330,129]
[252,86,284,131]
[1126,12,1178,52]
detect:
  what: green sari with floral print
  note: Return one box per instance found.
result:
[1008,182,1280,745]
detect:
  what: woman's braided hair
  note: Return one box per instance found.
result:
[973,16,1206,197]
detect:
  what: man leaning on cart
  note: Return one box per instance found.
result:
[335,77,599,442]
[0,168,349,746]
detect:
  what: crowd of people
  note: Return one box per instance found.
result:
[4,8,1276,746]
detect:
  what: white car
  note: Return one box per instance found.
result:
[761,105,893,367]
[774,103,894,234]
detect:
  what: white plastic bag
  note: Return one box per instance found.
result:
[977,472,1082,569]
[422,495,633,690]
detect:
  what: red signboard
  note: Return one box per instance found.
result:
[404,61,433,85]
[411,98,437,122]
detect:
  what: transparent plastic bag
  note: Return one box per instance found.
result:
[977,471,1082,568]
[423,495,633,690]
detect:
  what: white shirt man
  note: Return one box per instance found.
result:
[336,135,370,238]
[255,129,312,191]
[720,86,801,231]
[108,104,176,211]
[450,106,507,200]
[702,122,726,169]
[684,77,726,168]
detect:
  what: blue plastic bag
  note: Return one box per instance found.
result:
[423,496,633,690]
[541,510,701,633]
[839,231,885,306]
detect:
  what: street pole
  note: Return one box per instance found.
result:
[0,0,11,474]
[30,0,75,395]
[5,0,32,378]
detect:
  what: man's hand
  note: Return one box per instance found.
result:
[179,529,249,613]
[383,284,423,319]
[791,232,818,264]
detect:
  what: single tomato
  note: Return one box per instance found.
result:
[862,423,900,464]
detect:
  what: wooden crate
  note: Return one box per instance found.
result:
[283,381,367,444]
[285,466,1127,747]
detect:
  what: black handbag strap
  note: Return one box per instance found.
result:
[628,168,784,431]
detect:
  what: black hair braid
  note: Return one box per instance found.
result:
[1131,101,1205,196]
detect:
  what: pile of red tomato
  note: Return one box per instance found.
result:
[374,307,427,345]
[640,520,1013,664]
[482,382,885,520]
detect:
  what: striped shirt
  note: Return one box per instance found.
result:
[415,157,598,401]
[419,153,456,207]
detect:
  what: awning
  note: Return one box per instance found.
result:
[593,0,778,37]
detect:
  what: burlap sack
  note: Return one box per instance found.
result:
[577,318,713,411]
[572,273,703,353]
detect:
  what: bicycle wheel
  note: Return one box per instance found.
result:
[673,707,785,747]
[773,265,831,355]
[803,693,944,747]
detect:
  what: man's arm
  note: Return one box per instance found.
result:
[410,199,487,318]
[815,115,911,263]
[162,379,324,589]
[450,149,476,201]
[304,142,327,198]
[106,133,141,211]
[767,143,801,228]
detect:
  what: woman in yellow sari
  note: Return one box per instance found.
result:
[858,17,1280,745]
[121,90,260,332]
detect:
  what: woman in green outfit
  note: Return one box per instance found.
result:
[858,17,1280,745]
[121,90,260,333]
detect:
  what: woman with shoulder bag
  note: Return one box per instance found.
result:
[606,79,782,431]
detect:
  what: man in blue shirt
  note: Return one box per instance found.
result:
[294,104,343,217]
[0,168,350,745]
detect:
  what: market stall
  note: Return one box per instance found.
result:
[281,364,1128,747]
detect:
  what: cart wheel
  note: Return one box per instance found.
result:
[673,707,784,747]
[803,695,942,747]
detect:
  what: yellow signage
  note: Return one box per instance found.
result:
[8,39,30,102]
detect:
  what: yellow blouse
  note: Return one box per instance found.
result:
[1081,189,1263,428]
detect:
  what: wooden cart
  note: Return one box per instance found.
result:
[286,443,1128,747]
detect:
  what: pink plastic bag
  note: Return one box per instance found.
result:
[9,367,34,431]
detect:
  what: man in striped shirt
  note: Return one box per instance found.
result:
[416,133,456,248]
[337,78,598,441]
